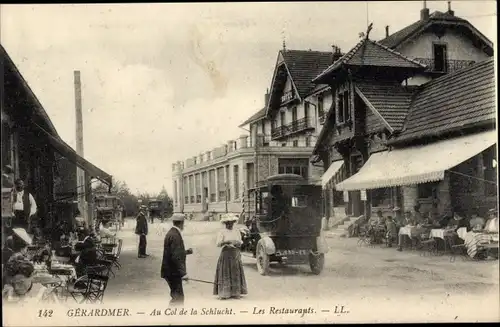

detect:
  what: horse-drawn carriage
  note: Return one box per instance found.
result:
[94,194,123,231]
[148,199,165,223]
[239,174,327,275]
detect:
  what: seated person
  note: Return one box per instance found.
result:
[396,211,416,252]
[385,216,398,248]
[2,255,50,304]
[413,204,425,225]
[469,214,486,231]
[74,229,98,276]
[484,209,499,233]
[392,207,405,228]
[446,212,469,231]
[99,221,116,240]
[31,242,51,264]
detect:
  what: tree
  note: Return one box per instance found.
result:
[157,185,173,218]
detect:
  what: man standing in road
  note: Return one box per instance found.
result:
[161,213,193,305]
[135,206,149,258]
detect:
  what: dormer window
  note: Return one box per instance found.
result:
[433,43,448,73]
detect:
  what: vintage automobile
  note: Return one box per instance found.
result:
[94,194,123,230]
[239,174,327,275]
[148,199,165,222]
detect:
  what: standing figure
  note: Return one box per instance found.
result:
[160,214,192,306]
[135,206,149,258]
[213,214,247,300]
[11,179,37,233]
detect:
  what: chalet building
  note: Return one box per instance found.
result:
[333,58,496,219]
[313,44,495,223]
[1,45,112,233]
[379,1,493,84]
[313,4,495,222]
[172,47,343,219]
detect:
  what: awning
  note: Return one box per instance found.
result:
[321,160,344,188]
[36,123,113,187]
[336,130,497,191]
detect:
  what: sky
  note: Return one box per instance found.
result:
[1,1,496,195]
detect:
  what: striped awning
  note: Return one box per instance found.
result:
[321,160,344,188]
[336,130,497,191]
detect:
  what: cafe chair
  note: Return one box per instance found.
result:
[357,226,371,247]
[448,238,469,263]
[83,274,109,304]
[65,275,92,303]
[103,239,122,269]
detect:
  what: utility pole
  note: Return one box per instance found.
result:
[74,70,89,226]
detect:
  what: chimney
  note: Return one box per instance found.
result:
[264,88,270,106]
[331,44,342,62]
[447,1,454,16]
[385,26,390,38]
[420,0,430,20]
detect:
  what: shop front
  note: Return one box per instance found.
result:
[334,130,497,219]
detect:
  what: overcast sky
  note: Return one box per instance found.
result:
[1,1,496,194]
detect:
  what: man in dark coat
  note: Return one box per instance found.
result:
[161,213,193,305]
[135,206,149,258]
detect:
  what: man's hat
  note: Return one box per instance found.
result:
[171,213,186,222]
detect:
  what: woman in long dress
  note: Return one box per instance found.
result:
[213,214,247,300]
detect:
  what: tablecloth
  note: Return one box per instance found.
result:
[430,229,455,239]
[398,226,427,238]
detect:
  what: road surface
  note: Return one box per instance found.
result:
[102,218,498,323]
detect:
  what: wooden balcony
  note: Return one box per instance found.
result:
[271,117,314,140]
[414,58,476,74]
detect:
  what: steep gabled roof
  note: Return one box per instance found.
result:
[379,11,493,54]
[391,58,495,143]
[313,38,426,83]
[238,107,266,127]
[355,81,416,131]
[280,50,335,98]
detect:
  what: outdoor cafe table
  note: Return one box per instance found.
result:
[429,228,456,252]
[398,226,430,238]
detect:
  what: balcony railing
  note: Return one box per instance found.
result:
[414,58,476,74]
[271,117,314,139]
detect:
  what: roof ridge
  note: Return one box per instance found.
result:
[369,39,426,67]
[283,49,332,54]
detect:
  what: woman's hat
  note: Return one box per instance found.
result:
[12,228,33,246]
[220,213,239,223]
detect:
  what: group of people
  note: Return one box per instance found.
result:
[350,202,499,257]
[133,206,247,306]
